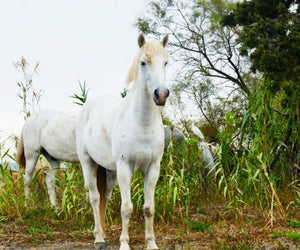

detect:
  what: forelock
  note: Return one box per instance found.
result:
[144,40,168,63]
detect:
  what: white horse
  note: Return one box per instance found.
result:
[76,33,169,250]
[164,125,216,173]
[16,110,79,209]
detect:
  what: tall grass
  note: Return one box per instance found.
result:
[212,79,300,224]
[0,142,93,230]
[155,138,206,221]
[0,140,24,220]
[56,163,90,223]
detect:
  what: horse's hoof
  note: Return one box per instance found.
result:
[94,241,107,249]
[119,242,131,250]
[146,241,159,250]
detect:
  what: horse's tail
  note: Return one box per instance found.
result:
[97,165,107,231]
[16,129,26,169]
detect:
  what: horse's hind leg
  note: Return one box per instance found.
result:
[44,156,60,210]
[105,170,117,203]
[101,169,117,237]
[97,168,117,238]
[23,151,40,199]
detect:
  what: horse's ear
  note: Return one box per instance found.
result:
[138,33,145,48]
[161,34,168,47]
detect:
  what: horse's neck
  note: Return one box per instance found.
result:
[128,80,161,127]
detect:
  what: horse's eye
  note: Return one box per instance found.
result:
[165,61,168,66]
[141,61,146,66]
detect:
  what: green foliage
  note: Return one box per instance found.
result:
[28,226,54,236]
[212,78,299,221]
[56,163,89,222]
[222,0,300,83]
[70,81,89,105]
[0,144,24,220]
[155,138,208,221]
[271,230,300,242]
[288,220,300,229]
[185,218,210,232]
[120,88,128,98]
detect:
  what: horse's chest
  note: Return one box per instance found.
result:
[126,145,153,170]
[113,128,164,169]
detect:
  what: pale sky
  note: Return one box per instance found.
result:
[0,0,152,145]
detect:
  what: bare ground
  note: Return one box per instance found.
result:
[0,222,299,249]
[0,209,299,249]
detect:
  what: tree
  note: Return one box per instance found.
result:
[222,0,299,172]
[222,0,300,85]
[136,0,256,133]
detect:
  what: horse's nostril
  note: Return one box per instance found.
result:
[154,89,159,99]
[166,89,170,98]
[154,88,169,100]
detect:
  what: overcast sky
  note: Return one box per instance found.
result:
[0,0,154,146]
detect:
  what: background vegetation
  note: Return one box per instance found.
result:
[0,0,299,247]
[136,0,299,219]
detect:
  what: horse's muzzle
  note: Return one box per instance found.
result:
[153,88,170,106]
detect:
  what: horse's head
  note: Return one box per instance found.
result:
[127,33,170,106]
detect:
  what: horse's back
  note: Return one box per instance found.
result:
[23,110,79,162]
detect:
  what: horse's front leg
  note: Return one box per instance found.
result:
[117,161,133,250]
[143,163,160,250]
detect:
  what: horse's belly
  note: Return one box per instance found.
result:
[41,127,78,162]
[43,142,78,162]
